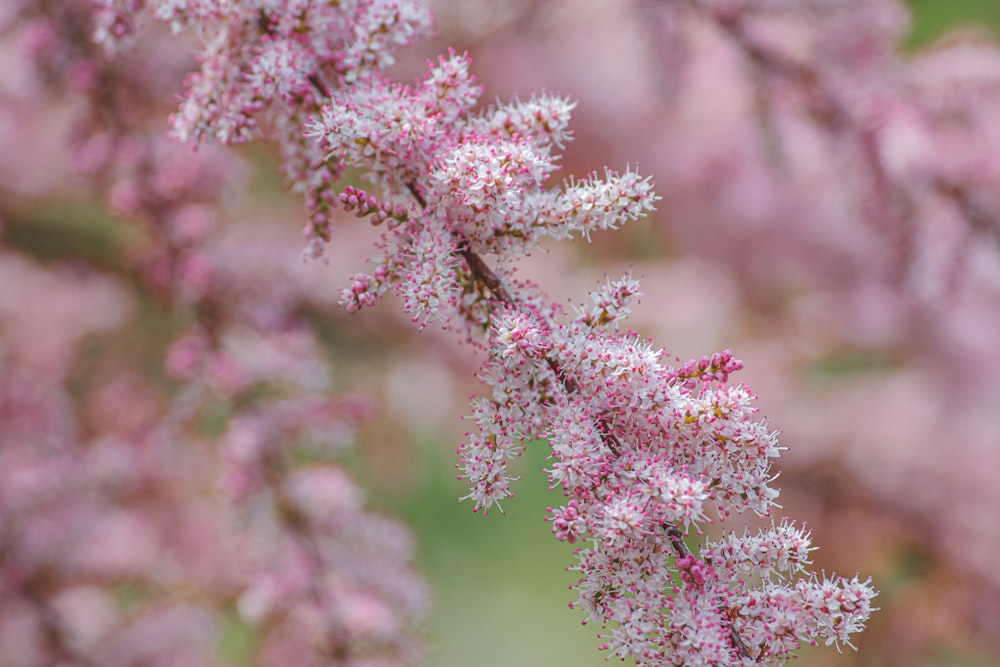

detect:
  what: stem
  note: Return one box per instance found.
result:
[454,238,514,304]
[268,460,352,661]
[667,527,754,662]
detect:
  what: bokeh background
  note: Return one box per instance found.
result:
[2,1,1000,666]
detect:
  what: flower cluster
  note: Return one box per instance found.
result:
[430,3,1000,657]
[464,288,877,663]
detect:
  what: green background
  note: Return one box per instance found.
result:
[906,0,1000,47]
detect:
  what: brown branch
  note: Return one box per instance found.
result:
[403,181,585,396]
[936,177,999,237]
[268,460,352,661]
[261,7,334,100]
[308,71,334,99]
[667,527,755,661]
[12,566,100,667]
[454,238,514,304]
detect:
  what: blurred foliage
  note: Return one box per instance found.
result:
[905,0,1000,47]
[371,441,614,667]
[2,197,139,271]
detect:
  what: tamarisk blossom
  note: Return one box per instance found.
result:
[418,12,1000,658]
[134,0,877,664]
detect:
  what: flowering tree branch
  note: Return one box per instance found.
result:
[90,2,873,665]
[0,0,887,665]
[82,0,881,664]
